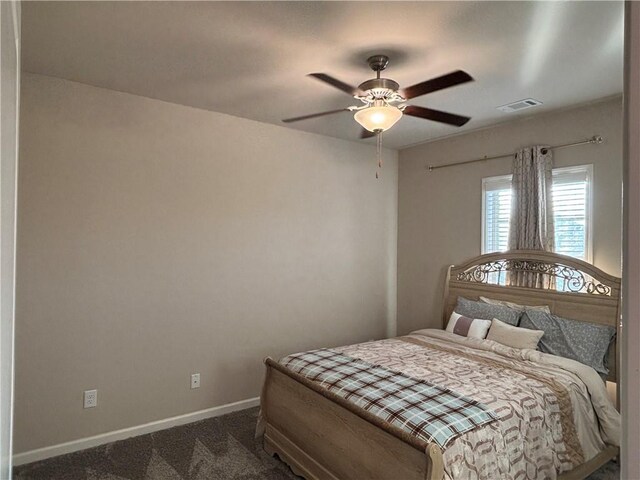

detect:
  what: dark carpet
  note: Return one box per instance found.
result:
[13,406,618,479]
[13,407,297,480]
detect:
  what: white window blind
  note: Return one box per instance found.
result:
[482,175,512,254]
[552,167,590,260]
[482,165,592,261]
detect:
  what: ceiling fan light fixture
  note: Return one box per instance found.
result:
[353,104,403,133]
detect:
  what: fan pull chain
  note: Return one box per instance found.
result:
[375,131,383,179]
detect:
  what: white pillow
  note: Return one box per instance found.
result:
[446,312,491,339]
[486,318,544,350]
[479,296,551,313]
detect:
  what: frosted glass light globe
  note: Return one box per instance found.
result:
[354,105,403,132]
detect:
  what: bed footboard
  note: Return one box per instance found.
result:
[259,358,444,480]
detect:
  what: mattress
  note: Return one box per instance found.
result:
[275,329,620,480]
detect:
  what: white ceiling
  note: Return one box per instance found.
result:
[22,1,624,149]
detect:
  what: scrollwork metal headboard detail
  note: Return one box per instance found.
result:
[456,258,612,295]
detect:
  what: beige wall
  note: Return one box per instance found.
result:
[398,98,623,335]
[14,73,398,453]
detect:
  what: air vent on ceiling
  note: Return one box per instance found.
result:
[497,98,543,113]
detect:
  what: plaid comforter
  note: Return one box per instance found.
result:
[280,348,498,449]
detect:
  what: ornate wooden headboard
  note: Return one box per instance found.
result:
[442,250,621,384]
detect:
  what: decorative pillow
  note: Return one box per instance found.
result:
[445,312,491,339]
[520,310,616,375]
[479,296,551,314]
[486,318,544,350]
[455,297,521,326]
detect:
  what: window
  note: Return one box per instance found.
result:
[482,165,592,261]
[482,175,512,255]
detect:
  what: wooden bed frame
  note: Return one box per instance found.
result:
[259,250,621,480]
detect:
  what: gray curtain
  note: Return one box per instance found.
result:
[508,145,554,287]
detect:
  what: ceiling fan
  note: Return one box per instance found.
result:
[283,55,474,139]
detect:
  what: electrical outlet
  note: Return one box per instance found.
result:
[84,389,97,408]
[191,373,200,389]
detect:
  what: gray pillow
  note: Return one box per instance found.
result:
[520,310,615,375]
[455,297,521,326]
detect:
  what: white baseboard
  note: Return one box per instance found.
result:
[13,396,260,466]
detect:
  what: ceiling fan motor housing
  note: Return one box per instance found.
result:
[358,78,400,93]
[360,55,402,98]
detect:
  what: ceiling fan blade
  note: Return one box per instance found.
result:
[308,73,364,96]
[282,108,349,123]
[360,128,376,139]
[404,105,471,127]
[401,70,473,100]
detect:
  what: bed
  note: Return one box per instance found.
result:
[257,250,621,480]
